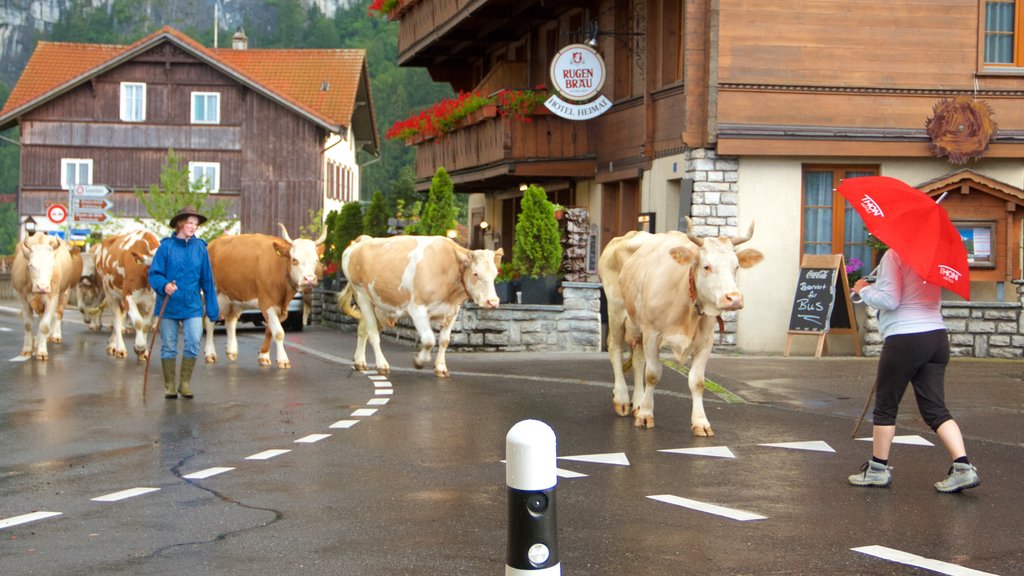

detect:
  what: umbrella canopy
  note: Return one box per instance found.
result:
[838,176,970,300]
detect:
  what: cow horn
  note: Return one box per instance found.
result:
[731,221,755,245]
[314,225,328,246]
[277,223,293,243]
[685,217,704,246]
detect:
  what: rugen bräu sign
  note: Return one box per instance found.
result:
[546,43,612,120]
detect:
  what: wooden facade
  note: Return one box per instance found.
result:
[1,27,377,238]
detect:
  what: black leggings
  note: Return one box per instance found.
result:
[872,329,952,431]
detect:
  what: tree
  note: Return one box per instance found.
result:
[512,185,562,278]
[363,190,390,237]
[333,202,364,260]
[133,149,236,241]
[407,167,457,236]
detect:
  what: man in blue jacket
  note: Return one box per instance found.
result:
[148,206,220,399]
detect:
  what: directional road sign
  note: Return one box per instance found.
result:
[73,198,113,211]
[73,184,112,197]
[72,211,109,224]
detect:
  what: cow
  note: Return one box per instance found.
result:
[338,235,503,377]
[203,224,326,369]
[94,229,160,359]
[599,218,763,436]
[11,234,77,360]
[76,243,108,331]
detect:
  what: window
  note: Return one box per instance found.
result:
[189,162,220,193]
[120,82,146,122]
[984,0,1021,65]
[61,158,93,190]
[191,92,220,124]
[955,220,997,268]
[801,166,878,278]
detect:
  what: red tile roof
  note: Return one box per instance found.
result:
[1,26,371,136]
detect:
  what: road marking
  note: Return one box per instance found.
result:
[373,380,392,388]
[91,487,160,502]
[660,446,736,459]
[556,468,588,479]
[856,435,934,446]
[0,511,62,530]
[352,408,378,417]
[10,355,29,362]
[0,326,12,332]
[367,375,389,381]
[558,452,630,466]
[245,449,291,460]
[183,467,235,480]
[648,495,767,521]
[329,419,359,429]
[852,545,999,576]
[367,398,389,406]
[375,388,393,395]
[758,440,835,453]
[295,433,331,444]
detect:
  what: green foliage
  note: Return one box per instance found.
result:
[406,167,456,236]
[0,202,17,254]
[298,207,325,240]
[333,202,364,260]
[132,149,236,241]
[364,190,390,237]
[512,185,563,278]
[322,210,340,263]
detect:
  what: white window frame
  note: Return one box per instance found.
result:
[188,162,220,193]
[60,158,93,190]
[119,82,146,122]
[191,92,221,124]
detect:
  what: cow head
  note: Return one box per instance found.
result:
[671,218,764,315]
[459,247,503,309]
[21,234,62,294]
[278,223,328,289]
[80,247,98,287]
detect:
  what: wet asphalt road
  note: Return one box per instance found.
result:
[1,308,1022,576]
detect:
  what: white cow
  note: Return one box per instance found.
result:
[11,234,77,360]
[600,218,763,435]
[339,235,502,377]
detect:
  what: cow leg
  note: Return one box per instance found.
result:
[203,316,218,364]
[353,291,388,375]
[407,307,437,372]
[687,344,714,437]
[225,307,242,361]
[432,311,459,378]
[352,317,370,371]
[634,334,663,428]
[125,294,151,360]
[18,297,36,357]
[263,307,290,369]
[33,296,58,360]
[608,305,631,416]
[107,301,129,358]
[49,290,68,343]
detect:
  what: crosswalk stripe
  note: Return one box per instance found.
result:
[648,494,767,521]
[91,487,160,502]
[852,545,999,576]
[183,467,235,480]
[0,511,62,530]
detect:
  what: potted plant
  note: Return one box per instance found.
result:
[511,184,563,304]
[494,263,521,304]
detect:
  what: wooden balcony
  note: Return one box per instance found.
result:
[411,108,595,191]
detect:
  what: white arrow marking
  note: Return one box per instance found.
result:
[556,468,588,479]
[0,511,62,530]
[558,452,630,466]
[852,545,998,576]
[183,467,235,480]
[648,495,767,521]
[659,446,737,459]
[758,440,835,453]
[91,487,160,502]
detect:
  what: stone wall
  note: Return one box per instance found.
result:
[314,281,603,352]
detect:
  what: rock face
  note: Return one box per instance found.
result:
[0,0,353,88]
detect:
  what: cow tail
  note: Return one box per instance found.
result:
[338,283,361,320]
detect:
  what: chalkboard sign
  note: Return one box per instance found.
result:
[784,254,860,357]
[788,266,838,332]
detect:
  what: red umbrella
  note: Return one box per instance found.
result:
[838,175,970,300]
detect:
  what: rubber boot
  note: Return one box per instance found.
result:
[162,359,178,399]
[178,357,196,399]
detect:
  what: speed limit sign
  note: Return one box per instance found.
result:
[47,203,68,225]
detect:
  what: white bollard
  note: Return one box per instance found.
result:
[505,419,560,575]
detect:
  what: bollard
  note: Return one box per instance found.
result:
[506,419,560,575]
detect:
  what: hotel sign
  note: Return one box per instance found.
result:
[545,43,612,120]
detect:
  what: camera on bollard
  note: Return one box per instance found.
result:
[505,420,561,576]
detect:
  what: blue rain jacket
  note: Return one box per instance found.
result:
[148,235,219,321]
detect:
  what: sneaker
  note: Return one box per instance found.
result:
[849,460,892,487]
[934,463,980,493]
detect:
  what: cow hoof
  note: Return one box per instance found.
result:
[353,361,368,372]
[35,352,49,361]
[377,365,391,376]
[115,350,128,359]
[691,425,714,437]
[227,352,237,361]
[633,414,655,428]
[277,361,291,369]
[613,402,631,416]
[20,350,32,357]
[106,346,116,356]
[49,336,62,343]
[258,357,271,367]
[205,355,217,364]
[413,359,425,370]
[137,350,149,361]
[434,367,449,378]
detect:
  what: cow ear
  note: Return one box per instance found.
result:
[130,250,147,265]
[316,244,326,258]
[492,248,504,266]
[736,249,765,269]
[669,245,697,266]
[272,240,292,257]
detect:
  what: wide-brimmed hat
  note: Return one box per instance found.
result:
[169,206,208,228]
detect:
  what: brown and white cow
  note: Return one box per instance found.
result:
[203,224,326,368]
[76,243,108,331]
[339,235,502,377]
[600,218,763,435]
[12,234,77,360]
[95,230,160,359]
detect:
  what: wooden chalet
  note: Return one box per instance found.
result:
[0,26,379,237]
[391,0,1024,354]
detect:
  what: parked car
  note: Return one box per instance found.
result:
[234,291,305,332]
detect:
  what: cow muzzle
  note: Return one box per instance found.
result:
[718,292,745,311]
[482,298,500,309]
[32,283,52,294]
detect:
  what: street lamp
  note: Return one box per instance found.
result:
[24,215,37,236]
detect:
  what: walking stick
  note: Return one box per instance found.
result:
[143,291,171,400]
[851,381,877,438]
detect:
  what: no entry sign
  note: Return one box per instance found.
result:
[47,204,68,225]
